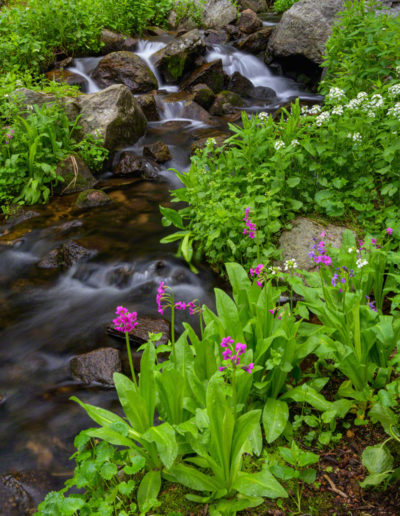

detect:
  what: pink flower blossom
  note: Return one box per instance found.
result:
[112,306,138,333]
[156,281,166,314]
[386,227,393,235]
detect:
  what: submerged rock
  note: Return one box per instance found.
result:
[113,151,161,179]
[38,241,96,269]
[238,8,263,34]
[70,347,122,385]
[77,84,147,150]
[267,0,344,65]
[152,29,206,83]
[180,59,226,94]
[45,69,88,92]
[143,141,172,163]
[278,216,354,271]
[55,154,96,195]
[75,189,113,209]
[99,29,138,54]
[93,51,158,93]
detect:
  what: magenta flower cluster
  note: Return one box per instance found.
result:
[175,301,196,315]
[308,234,332,266]
[250,263,264,287]
[156,281,166,314]
[243,207,256,239]
[112,306,138,333]
[5,128,15,145]
[386,227,393,236]
[219,336,254,374]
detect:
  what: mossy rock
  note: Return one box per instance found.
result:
[75,189,112,209]
[209,90,245,115]
[55,155,97,195]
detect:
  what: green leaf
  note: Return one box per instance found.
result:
[369,403,397,434]
[281,384,332,412]
[215,496,264,513]
[137,470,161,514]
[362,444,394,474]
[160,205,184,229]
[360,471,391,488]
[234,469,288,499]
[263,399,289,444]
[169,463,220,492]
[100,461,118,480]
[142,422,178,470]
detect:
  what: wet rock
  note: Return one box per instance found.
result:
[45,69,88,92]
[70,347,122,385]
[136,93,159,121]
[38,241,96,269]
[238,9,263,34]
[75,189,113,209]
[209,90,245,115]
[113,151,161,179]
[151,29,206,83]
[177,17,198,32]
[107,316,170,346]
[201,0,238,28]
[77,84,147,150]
[191,130,229,154]
[203,29,229,45]
[0,471,58,516]
[99,29,138,54]
[191,83,216,110]
[228,71,254,97]
[250,85,277,102]
[53,56,74,70]
[278,217,354,271]
[93,51,158,93]
[225,24,242,40]
[143,141,172,163]
[180,59,226,94]
[5,208,40,228]
[267,0,344,65]
[235,26,274,54]
[239,0,267,12]
[14,88,80,123]
[55,154,97,195]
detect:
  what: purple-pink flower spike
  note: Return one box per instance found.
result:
[175,300,197,315]
[243,207,257,239]
[112,306,138,333]
[219,337,253,373]
[156,281,166,314]
[386,227,393,235]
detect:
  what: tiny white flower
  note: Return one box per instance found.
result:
[357,92,368,101]
[207,137,216,146]
[315,111,330,126]
[332,105,344,116]
[396,65,400,78]
[274,140,285,150]
[347,132,362,143]
[327,87,346,102]
[356,258,368,268]
[269,266,282,275]
[258,112,268,121]
[291,139,299,147]
[308,104,322,114]
[370,94,383,108]
[388,102,400,120]
[348,247,354,253]
[301,106,309,115]
[388,84,400,98]
[284,259,298,271]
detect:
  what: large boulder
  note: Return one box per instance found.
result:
[180,59,226,94]
[151,29,206,83]
[201,0,238,27]
[70,347,121,385]
[92,51,158,93]
[99,29,138,54]
[54,154,96,195]
[191,83,216,110]
[77,84,147,150]
[278,217,353,271]
[267,0,344,65]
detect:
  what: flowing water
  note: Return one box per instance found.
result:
[0,33,321,477]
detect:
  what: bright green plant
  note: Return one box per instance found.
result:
[273,0,299,13]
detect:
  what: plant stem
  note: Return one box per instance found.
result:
[232,366,237,419]
[125,331,136,385]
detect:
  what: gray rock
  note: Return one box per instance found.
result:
[99,29,137,54]
[92,51,158,93]
[267,0,344,65]
[250,85,277,102]
[55,154,97,195]
[113,151,161,179]
[136,93,159,121]
[278,216,354,271]
[239,0,267,12]
[45,70,88,92]
[77,84,147,150]
[210,90,245,115]
[235,26,274,54]
[203,29,229,45]
[75,189,113,209]
[107,316,170,346]
[191,83,216,110]
[38,241,96,269]
[238,9,263,34]
[151,29,206,83]
[13,88,80,123]
[228,71,254,97]
[70,347,121,385]
[201,0,238,27]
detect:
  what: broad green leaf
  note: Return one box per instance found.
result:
[139,342,157,429]
[369,403,397,434]
[160,205,184,229]
[281,384,332,412]
[142,422,178,470]
[113,373,150,434]
[137,470,161,514]
[234,469,287,499]
[169,463,221,492]
[360,471,392,488]
[230,409,261,480]
[214,288,245,342]
[263,399,289,444]
[215,495,264,513]
[362,444,394,474]
[84,426,137,448]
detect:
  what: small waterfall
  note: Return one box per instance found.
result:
[68,57,102,93]
[136,40,179,93]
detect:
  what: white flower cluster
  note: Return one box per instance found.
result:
[291,139,300,147]
[370,94,384,108]
[387,102,400,120]
[301,106,309,115]
[268,266,282,275]
[258,112,268,121]
[207,137,216,146]
[274,140,285,150]
[347,132,362,142]
[308,104,322,114]
[332,105,344,116]
[396,66,400,78]
[389,84,400,98]
[315,112,330,126]
[356,257,368,268]
[327,87,346,102]
[284,259,298,271]
[346,97,363,110]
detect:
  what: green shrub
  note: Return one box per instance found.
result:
[321,0,400,96]
[273,0,299,13]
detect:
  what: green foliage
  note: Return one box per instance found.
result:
[321,0,400,97]
[273,0,299,13]
[173,0,207,27]
[0,103,108,208]
[0,0,173,74]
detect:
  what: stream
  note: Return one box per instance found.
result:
[0,29,321,479]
